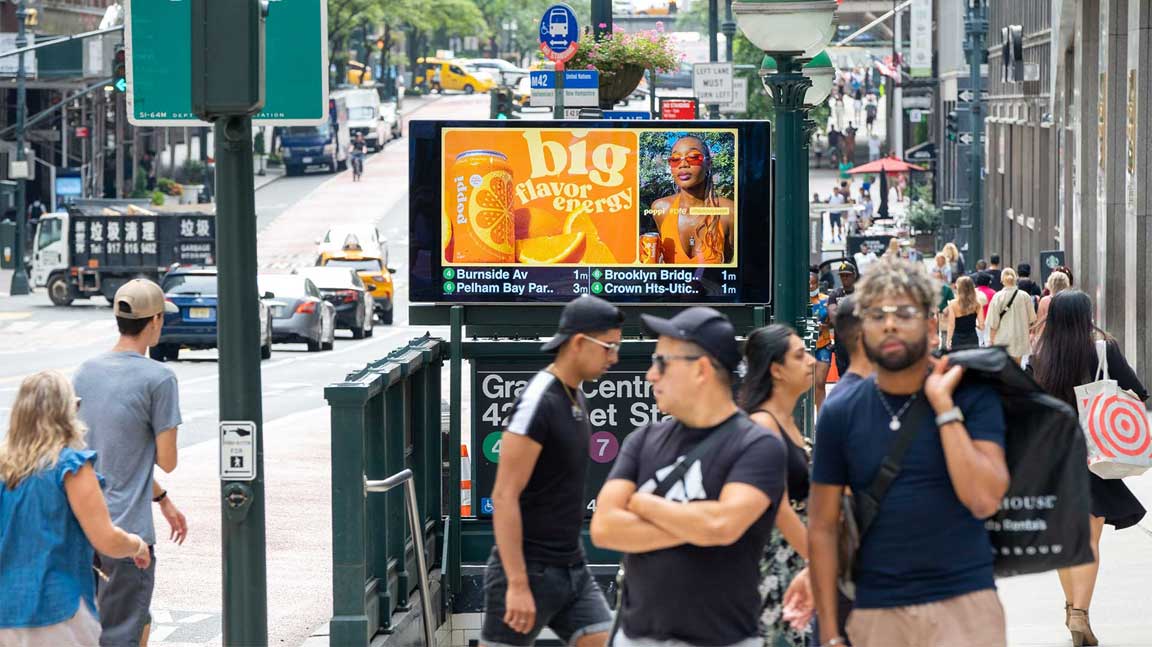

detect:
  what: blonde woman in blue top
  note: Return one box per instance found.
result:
[0,371,150,646]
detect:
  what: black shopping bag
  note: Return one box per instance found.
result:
[945,347,1095,576]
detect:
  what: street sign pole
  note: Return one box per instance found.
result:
[554,62,565,121]
[190,1,268,643]
[965,0,987,262]
[9,0,31,296]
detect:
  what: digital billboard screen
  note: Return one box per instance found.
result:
[408,120,772,304]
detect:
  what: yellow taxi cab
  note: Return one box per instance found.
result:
[414,57,494,94]
[318,249,396,325]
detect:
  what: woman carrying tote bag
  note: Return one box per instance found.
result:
[1030,290,1148,647]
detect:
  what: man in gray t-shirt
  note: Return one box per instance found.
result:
[74,279,188,647]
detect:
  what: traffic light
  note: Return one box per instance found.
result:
[112,45,126,93]
[945,110,958,142]
[490,87,517,120]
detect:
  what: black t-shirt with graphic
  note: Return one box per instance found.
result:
[607,412,787,645]
[502,370,591,565]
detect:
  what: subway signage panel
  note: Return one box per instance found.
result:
[124,0,327,126]
[408,120,773,305]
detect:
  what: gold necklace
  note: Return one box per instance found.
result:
[547,364,586,421]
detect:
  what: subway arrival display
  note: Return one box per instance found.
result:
[408,120,772,304]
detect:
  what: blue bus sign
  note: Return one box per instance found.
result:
[539,3,579,63]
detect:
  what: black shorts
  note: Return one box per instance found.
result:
[94,547,156,646]
[829,212,843,227]
[481,551,613,647]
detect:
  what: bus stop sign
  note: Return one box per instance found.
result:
[539,3,579,63]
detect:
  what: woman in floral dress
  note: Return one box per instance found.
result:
[740,324,817,647]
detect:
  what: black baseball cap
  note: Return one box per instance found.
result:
[640,307,741,373]
[541,295,625,352]
[837,261,858,276]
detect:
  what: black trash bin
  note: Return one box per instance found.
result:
[0,220,15,269]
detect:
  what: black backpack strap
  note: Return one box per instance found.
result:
[998,288,1020,320]
[651,413,745,498]
[854,396,930,537]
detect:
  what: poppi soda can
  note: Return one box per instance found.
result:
[449,150,515,263]
[639,232,662,264]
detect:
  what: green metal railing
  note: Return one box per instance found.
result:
[325,335,446,646]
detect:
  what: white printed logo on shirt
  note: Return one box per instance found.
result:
[637,457,707,502]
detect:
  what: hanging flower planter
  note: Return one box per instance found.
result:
[598,64,648,105]
[563,25,682,108]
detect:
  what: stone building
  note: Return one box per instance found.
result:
[982,0,1151,382]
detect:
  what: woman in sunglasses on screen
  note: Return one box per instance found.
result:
[649,135,735,265]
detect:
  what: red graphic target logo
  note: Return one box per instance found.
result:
[1086,393,1152,458]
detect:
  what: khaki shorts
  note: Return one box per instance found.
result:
[846,589,1006,647]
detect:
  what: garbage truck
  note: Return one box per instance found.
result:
[30,200,216,307]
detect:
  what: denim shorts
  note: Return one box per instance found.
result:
[93,547,155,646]
[814,346,833,364]
[481,551,613,647]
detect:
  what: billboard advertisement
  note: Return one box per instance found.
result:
[409,120,772,304]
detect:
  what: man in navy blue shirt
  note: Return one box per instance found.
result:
[808,259,1010,647]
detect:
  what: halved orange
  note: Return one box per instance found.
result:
[514,206,565,239]
[518,232,587,264]
[467,172,515,256]
[563,211,616,263]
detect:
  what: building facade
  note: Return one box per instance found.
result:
[984,0,1151,383]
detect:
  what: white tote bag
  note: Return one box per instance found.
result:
[1074,340,1152,479]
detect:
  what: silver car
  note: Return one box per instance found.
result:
[258,274,337,352]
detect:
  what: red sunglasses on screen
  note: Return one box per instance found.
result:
[668,151,706,167]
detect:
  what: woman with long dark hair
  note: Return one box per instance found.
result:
[739,324,817,647]
[1031,290,1149,646]
[650,135,735,264]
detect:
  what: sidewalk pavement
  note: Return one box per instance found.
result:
[147,406,333,646]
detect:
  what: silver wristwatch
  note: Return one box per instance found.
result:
[935,407,965,427]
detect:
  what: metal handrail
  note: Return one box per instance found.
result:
[365,468,437,647]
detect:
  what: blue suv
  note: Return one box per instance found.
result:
[152,267,272,362]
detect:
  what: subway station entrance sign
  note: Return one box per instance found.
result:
[124,0,328,126]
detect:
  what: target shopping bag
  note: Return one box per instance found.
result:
[1074,340,1152,479]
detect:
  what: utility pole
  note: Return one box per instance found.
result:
[10,0,31,295]
[191,1,268,642]
[722,0,735,63]
[707,0,719,118]
[892,0,904,158]
[591,0,612,38]
[964,0,986,262]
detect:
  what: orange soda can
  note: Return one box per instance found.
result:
[449,150,515,263]
[639,232,662,264]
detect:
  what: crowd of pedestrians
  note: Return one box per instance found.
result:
[1,279,187,646]
[478,248,1146,647]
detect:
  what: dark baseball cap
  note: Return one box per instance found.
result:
[540,294,625,352]
[640,307,741,373]
[837,261,858,276]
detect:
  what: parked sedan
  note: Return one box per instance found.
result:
[296,267,375,339]
[152,267,273,362]
[258,274,337,352]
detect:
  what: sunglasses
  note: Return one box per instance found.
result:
[650,353,703,375]
[580,334,621,353]
[860,305,928,326]
[667,151,706,167]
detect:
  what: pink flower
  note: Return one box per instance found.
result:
[599,22,607,28]
[656,21,665,32]
[614,25,625,33]
[586,64,595,70]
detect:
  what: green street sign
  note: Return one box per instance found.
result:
[124,0,328,126]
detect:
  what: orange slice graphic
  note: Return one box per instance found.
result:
[518,232,587,264]
[467,172,515,255]
[514,206,566,240]
[563,211,617,263]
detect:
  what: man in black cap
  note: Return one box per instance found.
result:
[483,294,623,647]
[591,307,787,647]
[827,260,859,380]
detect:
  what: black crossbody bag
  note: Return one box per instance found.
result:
[837,397,928,599]
[607,415,751,645]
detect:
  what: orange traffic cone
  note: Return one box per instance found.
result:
[827,351,840,383]
[460,445,472,517]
